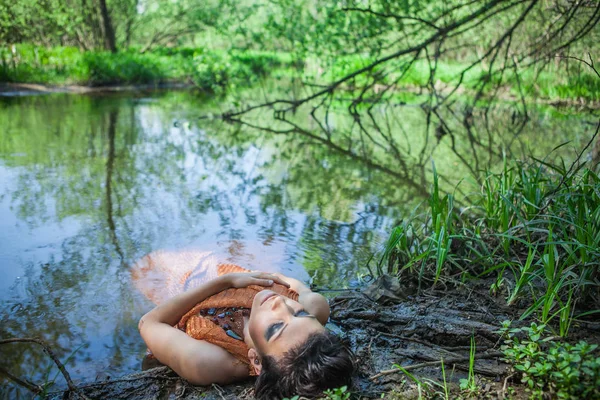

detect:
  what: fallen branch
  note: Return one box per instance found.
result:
[369,351,504,381]
[74,369,179,390]
[312,288,360,293]
[0,337,92,400]
[378,331,490,352]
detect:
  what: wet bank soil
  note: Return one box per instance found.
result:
[48,279,600,399]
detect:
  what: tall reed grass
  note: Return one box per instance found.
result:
[380,157,600,336]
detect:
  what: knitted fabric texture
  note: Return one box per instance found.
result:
[176,264,299,375]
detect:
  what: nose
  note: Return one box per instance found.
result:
[270,295,295,315]
[270,295,285,310]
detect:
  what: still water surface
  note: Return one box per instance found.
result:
[0,90,596,396]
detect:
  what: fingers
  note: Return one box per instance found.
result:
[254,273,290,288]
[268,275,290,288]
[253,278,275,286]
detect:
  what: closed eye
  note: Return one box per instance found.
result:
[265,322,283,341]
[294,309,311,317]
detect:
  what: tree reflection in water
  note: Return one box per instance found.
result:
[0,91,593,397]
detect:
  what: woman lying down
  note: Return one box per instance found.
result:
[133,249,355,399]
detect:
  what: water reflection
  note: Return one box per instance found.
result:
[0,90,595,397]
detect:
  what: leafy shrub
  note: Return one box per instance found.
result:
[282,385,351,400]
[0,45,292,89]
[82,51,164,85]
[231,50,286,76]
[190,50,232,91]
[500,321,600,399]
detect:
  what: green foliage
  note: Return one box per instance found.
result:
[281,386,350,400]
[82,51,164,85]
[323,386,351,400]
[459,336,478,395]
[189,49,294,92]
[381,159,600,332]
[320,55,600,103]
[500,321,600,399]
[555,74,600,102]
[190,50,231,91]
[0,44,295,90]
[0,45,179,85]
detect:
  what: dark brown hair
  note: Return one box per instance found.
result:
[254,331,355,399]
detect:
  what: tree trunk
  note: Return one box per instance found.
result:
[98,0,116,52]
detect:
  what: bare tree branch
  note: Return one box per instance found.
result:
[0,337,92,400]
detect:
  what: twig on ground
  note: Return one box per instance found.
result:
[379,331,491,353]
[369,351,504,381]
[0,337,92,400]
[75,374,180,389]
[312,288,360,293]
[238,387,255,399]
[367,333,381,361]
[212,383,227,400]
[501,373,515,399]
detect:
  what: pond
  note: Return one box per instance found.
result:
[0,88,596,397]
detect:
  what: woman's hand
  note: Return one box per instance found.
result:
[224,272,291,289]
[270,272,310,294]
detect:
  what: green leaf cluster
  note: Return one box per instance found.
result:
[282,385,350,400]
[500,321,600,399]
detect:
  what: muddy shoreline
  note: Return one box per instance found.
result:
[1,82,598,111]
[0,82,194,97]
[41,277,600,400]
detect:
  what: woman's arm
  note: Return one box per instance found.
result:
[272,274,331,325]
[138,272,288,385]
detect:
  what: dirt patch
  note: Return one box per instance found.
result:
[45,280,598,399]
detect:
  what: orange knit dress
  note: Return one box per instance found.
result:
[132,251,298,375]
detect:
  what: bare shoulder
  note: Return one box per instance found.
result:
[140,323,249,386]
[184,340,250,385]
[299,292,330,325]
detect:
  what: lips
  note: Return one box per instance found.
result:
[260,292,278,306]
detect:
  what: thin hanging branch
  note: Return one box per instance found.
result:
[0,337,92,400]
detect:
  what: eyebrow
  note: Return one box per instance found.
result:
[265,311,317,342]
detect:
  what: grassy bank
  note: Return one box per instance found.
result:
[3,45,597,103]
[306,56,600,103]
[370,152,600,398]
[0,45,295,92]
[379,155,600,334]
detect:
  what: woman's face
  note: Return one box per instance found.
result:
[247,289,325,357]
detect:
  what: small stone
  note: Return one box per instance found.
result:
[226,330,242,341]
[207,308,216,315]
[225,311,233,316]
[223,324,231,330]
[217,313,225,318]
